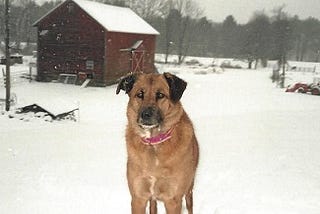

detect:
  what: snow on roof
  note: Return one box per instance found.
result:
[34,0,159,35]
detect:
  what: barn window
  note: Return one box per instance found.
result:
[86,60,94,70]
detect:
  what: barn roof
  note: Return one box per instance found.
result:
[33,0,159,35]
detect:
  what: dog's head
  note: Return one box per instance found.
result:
[116,73,187,133]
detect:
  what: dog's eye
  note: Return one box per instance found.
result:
[136,91,144,99]
[156,92,165,100]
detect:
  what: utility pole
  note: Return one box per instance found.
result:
[5,0,11,111]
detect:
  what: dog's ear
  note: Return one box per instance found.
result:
[163,72,187,102]
[116,74,136,95]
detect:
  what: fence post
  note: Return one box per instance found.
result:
[5,0,11,111]
[29,66,32,82]
[1,68,5,86]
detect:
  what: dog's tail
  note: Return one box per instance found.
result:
[149,199,157,214]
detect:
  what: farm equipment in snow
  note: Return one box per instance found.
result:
[286,82,320,95]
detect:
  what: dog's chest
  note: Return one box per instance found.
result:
[151,146,160,166]
[140,145,160,165]
[137,173,177,200]
[141,149,166,192]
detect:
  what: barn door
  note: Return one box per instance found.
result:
[131,50,144,73]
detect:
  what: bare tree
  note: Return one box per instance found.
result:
[130,0,168,20]
[175,0,202,64]
[163,0,175,64]
[163,0,202,64]
[94,0,127,7]
[271,5,293,88]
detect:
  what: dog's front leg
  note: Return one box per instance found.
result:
[164,197,183,214]
[131,197,148,214]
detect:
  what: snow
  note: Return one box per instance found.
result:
[34,0,159,35]
[1,57,320,214]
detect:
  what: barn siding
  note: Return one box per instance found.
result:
[37,1,105,85]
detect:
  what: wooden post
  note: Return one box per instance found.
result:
[5,0,11,111]
[29,66,32,82]
[2,68,5,85]
[280,55,286,88]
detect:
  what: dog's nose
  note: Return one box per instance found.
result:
[141,107,154,120]
[138,106,163,127]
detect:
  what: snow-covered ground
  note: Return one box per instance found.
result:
[1,57,320,214]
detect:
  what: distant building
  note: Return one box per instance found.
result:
[33,0,159,86]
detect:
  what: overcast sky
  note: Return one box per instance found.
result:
[34,0,320,24]
[198,0,320,23]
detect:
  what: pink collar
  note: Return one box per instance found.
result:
[141,128,173,145]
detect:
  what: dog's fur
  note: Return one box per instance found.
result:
[116,72,199,214]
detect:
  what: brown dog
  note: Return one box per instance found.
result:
[116,72,199,214]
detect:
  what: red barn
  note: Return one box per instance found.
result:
[33,0,159,86]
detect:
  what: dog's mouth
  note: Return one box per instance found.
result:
[138,118,161,130]
[139,123,159,130]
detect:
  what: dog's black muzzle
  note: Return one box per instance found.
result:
[138,106,163,128]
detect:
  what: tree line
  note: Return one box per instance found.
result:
[0,0,60,53]
[1,0,320,65]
